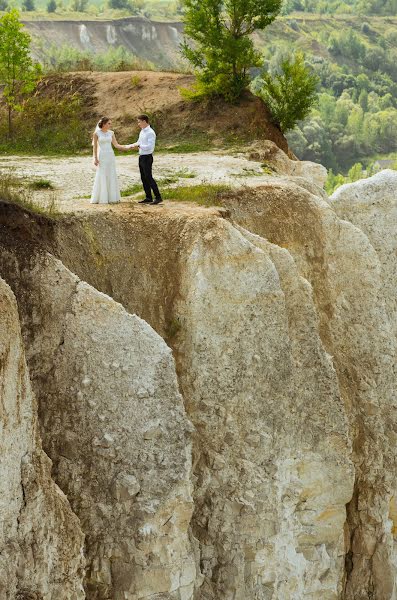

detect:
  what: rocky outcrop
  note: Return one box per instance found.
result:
[0,248,197,600]
[175,220,353,599]
[221,179,397,599]
[52,208,355,598]
[0,276,85,599]
[1,167,397,600]
[330,169,397,339]
[248,140,328,189]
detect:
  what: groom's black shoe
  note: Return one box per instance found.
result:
[152,198,163,205]
[138,198,153,204]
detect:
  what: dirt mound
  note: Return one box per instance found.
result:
[37,71,288,152]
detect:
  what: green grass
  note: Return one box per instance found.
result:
[0,171,60,217]
[135,183,232,207]
[157,133,211,154]
[120,170,196,198]
[28,178,55,190]
[120,183,143,197]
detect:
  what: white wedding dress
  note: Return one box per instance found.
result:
[90,129,121,204]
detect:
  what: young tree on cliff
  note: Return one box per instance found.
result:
[180,0,282,101]
[255,52,318,132]
[0,10,42,137]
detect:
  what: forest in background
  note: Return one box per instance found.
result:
[1,0,396,180]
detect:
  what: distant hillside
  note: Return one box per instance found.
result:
[24,17,184,69]
[14,13,397,170]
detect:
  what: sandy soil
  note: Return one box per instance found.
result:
[0,151,272,213]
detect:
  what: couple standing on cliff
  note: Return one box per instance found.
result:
[90,114,162,206]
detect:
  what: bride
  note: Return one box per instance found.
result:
[90,116,130,204]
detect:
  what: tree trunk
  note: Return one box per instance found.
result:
[8,105,12,140]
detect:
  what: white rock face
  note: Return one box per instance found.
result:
[222,180,397,600]
[331,169,397,338]
[0,276,85,599]
[175,218,353,599]
[1,252,196,600]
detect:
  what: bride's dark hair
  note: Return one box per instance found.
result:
[97,116,110,129]
[92,116,111,145]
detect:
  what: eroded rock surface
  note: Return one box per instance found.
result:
[0,276,85,599]
[248,140,328,189]
[0,250,197,600]
[1,168,397,600]
[222,178,397,599]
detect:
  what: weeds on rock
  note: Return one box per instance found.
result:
[0,171,60,217]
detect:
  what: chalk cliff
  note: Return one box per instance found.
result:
[0,161,396,599]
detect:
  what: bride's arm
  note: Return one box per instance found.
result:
[93,134,99,166]
[112,133,131,151]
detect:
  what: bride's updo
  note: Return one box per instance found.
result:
[97,116,110,129]
[92,116,111,144]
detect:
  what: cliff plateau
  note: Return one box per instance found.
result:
[0,155,396,600]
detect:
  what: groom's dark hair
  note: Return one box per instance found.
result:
[137,114,149,123]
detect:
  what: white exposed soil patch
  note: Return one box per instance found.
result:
[0,152,270,212]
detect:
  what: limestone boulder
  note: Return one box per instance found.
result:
[247,140,327,188]
[52,211,355,599]
[175,218,353,599]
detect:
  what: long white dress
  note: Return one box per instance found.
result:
[90,129,121,204]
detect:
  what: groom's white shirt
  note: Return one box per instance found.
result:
[132,125,156,155]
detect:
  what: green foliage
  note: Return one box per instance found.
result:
[180,0,282,101]
[22,0,35,10]
[130,74,142,88]
[0,171,60,217]
[282,0,397,14]
[0,0,9,10]
[41,44,154,72]
[28,178,54,189]
[0,10,42,136]
[147,183,231,206]
[46,0,57,10]
[0,92,87,154]
[108,0,139,10]
[71,0,88,9]
[255,52,318,132]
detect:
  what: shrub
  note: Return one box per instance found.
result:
[22,0,35,10]
[47,0,57,11]
[255,52,319,132]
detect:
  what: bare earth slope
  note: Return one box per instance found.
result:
[27,71,289,152]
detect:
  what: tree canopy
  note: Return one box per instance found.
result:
[0,9,41,136]
[180,0,282,100]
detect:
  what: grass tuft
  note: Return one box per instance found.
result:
[28,178,55,190]
[135,183,231,207]
[0,172,60,217]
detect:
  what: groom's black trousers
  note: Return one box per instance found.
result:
[139,154,161,201]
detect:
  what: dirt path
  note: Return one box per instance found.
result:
[0,152,271,213]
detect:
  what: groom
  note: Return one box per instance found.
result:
[129,114,162,205]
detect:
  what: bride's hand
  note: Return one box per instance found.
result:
[94,158,99,166]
